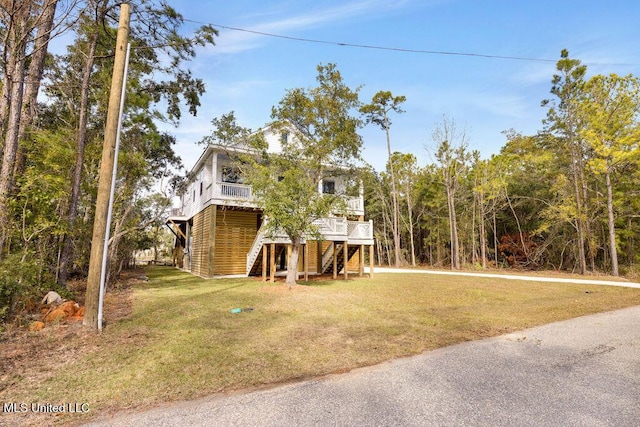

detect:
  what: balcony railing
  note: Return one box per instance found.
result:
[312,217,347,238]
[346,197,364,213]
[213,182,252,199]
[347,220,373,242]
[171,182,364,219]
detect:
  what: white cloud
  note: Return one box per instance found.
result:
[213,0,420,54]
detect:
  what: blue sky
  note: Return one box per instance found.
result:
[162,0,640,172]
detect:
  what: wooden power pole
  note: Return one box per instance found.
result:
[83,3,130,331]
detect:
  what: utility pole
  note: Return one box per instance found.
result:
[84,3,130,331]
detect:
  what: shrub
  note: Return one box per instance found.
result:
[0,252,59,326]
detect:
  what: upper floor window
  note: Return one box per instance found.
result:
[222,166,243,184]
[322,180,335,195]
[281,131,289,144]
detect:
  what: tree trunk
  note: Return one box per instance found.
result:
[13,0,58,180]
[406,192,416,266]
[605,168,619,276]
[58,30,99,285]
[446,185,460,269]
[0,63,12,140]
[471,191,477,265]
[571,161,587,274]
[436,219,443,266]
[478,189,487,268]
[567,115,587,274]
[0,10,29,255]
[578,157,596,273]
[627,217,635,265]
[378,185,393,266]
[493,211,498,266]
[385,119,402,267]
[285,236,301,287]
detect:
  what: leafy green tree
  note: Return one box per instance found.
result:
[471,152,489,268]
[0,128,73,321]
[0,1,215,325]
[361,166,395,266]
[46,0,215,285]
[238,63,363,286]
[413,163,449,266]
[198,111,251,146]
[390,152,419,266]
[0,0,73,256]
[491,131,567,269]
[579,74,640,276]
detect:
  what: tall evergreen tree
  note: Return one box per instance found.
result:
[542,49,589,274]
[361,91,406,267]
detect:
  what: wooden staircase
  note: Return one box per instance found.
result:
[247,244,285,276]
[246,217,373,277]
[321,243,359,275]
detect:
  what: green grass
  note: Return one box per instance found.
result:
[6,266,640,424]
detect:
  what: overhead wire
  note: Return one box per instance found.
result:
[183,19,556,64]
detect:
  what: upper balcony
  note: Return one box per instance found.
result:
[171,181,365,220]
[170,148,366,221]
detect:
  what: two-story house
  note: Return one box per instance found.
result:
[166,125,374,280]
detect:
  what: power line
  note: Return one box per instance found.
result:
[184,19,556,64]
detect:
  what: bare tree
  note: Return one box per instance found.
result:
[432,116,470,270]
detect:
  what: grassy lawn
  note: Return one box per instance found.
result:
[4,266,640,425]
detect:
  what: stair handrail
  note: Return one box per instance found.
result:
[246,223,267,275]
[322,242,345,273]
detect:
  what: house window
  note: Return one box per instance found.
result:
[222,166,243,184]
[281,131,289,144]
[322,180,335,194]
[199,182,203,195]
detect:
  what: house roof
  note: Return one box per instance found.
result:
[187,122,296,176]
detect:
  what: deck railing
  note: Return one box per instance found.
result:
[246,226,266,275]
[347,220,373,241]
[346,197,364,213]
[311,217,347,238]
[214,182,252,199]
